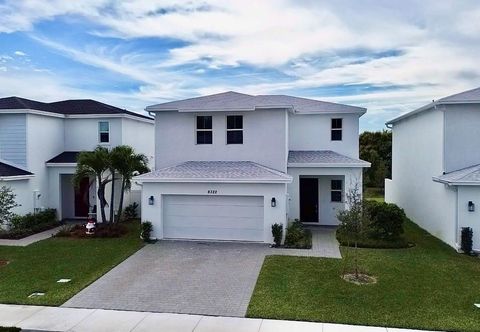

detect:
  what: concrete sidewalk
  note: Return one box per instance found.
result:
[0,304,439,332]
[0,226,62,247]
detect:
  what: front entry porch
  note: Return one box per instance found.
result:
[298,175,346,225]
[60,174,96,220]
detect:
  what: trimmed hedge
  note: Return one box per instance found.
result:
[0,209,60,239]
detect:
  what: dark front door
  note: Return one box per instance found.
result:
[74,177,90,217]
[300,178,318,222]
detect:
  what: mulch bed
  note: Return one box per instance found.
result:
[56,223,129,238]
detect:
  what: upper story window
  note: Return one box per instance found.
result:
[331,179,343,202]
[196,116,212,144]
[331,118,343,141]
[98,121,110,143]
[226,115,243,144]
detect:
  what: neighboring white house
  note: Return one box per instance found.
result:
[385,86,480,252]
[0,97,155,220]
[135,91,370,243]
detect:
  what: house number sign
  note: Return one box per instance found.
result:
[207,190,218,194]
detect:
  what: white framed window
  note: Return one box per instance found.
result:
[331,179,343,202]
[226,115,243,144]
[331,118,343,141]
[98,121,110,143]
[196,116,213,144]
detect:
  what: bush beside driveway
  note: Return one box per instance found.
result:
[248,221,480,332]
[0,221,143,306]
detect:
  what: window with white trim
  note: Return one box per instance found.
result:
[196,116,212,144]
[98,121,110,143]
[226,115,243,144]
[331,118,342,141]
[331,179,343,202]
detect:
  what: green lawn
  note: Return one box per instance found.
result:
[248,222,480,332]
[364,187,385,202]
[0,221,143,306]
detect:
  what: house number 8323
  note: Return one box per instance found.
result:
[207,190,217,194]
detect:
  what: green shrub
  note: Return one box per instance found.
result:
[271,223,283,247]
[284,220,312,249]
[141,221,153,241]
[10,208,57,231]
[365,201,406,240]
[124,202,139,219]
[336,200,410,248]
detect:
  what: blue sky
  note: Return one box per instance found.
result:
[1,0,479,131]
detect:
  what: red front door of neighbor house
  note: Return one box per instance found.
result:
[74,177,90,217]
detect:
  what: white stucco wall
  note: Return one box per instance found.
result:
[122,118,155,169]
[287,167,363,225]
[385,108,457,247]
[288,113,360,158]
[444,104,480,173]
[154,110,288,171]
[457,186,480,251]
[0,180,31,216]
[140,182,287,243]
[64,118,123,151]
[11,114,65,215]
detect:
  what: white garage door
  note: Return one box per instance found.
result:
[163,195,264,242]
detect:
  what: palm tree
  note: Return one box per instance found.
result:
[73,146,112,223]
[110,145,149,222]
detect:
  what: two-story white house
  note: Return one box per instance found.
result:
[0,97,154,220]
[385,87,480,252]
[135,91,369,243]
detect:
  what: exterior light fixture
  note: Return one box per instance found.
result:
[468,201,475,212]
[148,196,155,205]
[271,197,276,207]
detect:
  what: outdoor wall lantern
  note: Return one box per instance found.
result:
[148,195,155,205]
[468,201,475,212]
[271,197,276,207]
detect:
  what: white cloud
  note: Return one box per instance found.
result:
[14,51,26,56]
[0,0,479,130]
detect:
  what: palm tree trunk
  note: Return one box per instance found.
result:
[109,170,115,223]
[97,175,107,223]
[117,177,126,223]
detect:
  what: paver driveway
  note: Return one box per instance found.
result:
[63,228,341,317]
[63,241,270,317]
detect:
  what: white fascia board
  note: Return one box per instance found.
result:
[0,175,34,181]
[65,114,154,123]
[133,178,292,184]
[288,162,371,168]
[1,109,153,123]
[46,163,77,167]
[432,177,480,186]
[2,109,64,118]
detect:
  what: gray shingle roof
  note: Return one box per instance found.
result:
[387,86,480,125]
[433,164,480,185]
[439,87,480,103]
[288,150,370,167]
[0,162,33,177]
[46,151,81,164]
[134,161,292,183]
[146,91,365,114]
[0,96,153,120]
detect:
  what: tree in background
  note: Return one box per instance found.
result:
[360,130,392,188]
